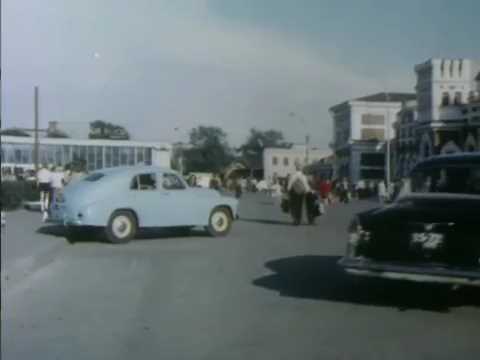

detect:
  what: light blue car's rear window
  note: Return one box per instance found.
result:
[84,173,105,182]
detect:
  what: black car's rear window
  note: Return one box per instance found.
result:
[84,173,105,182]
[411,166,480,195]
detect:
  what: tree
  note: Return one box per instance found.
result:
[89,120,130,140]
[239,128,290,169]
[47,129,69,138]
[183,126,233,173]
[0,128,31,137]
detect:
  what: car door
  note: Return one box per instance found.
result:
[129,171,163,227]
[159,172,200,226]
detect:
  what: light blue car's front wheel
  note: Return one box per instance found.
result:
[105,210,138,244]
[206,207,232,237]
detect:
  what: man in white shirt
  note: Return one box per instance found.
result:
[37,164,52,221]
[50,166,65,209]
[287,163,314,225]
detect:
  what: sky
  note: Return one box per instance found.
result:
[2,0,480,147]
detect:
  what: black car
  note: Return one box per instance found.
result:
[339,153,480,287]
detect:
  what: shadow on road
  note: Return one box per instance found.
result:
[37,225,209,244]
[239,218,292,226]
[253,255,480,313]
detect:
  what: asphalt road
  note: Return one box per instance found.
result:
[2,194,480,360]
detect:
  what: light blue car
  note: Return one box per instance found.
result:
[50,166,238,243]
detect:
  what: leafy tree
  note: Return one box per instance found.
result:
[89,120,130,140]
[47,129,69,138]
[183,126,233,173]
[0,128,31,137]
[239,128,290,169]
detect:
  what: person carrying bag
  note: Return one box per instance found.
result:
[287,163,314,225]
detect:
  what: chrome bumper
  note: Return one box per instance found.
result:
[339,257,480,287]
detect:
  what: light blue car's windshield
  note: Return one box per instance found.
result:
[84,173,105,182]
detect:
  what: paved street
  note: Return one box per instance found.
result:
[2,194,480,360]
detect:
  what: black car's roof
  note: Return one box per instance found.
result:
[412,153,480,171]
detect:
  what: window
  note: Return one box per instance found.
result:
[441,92,450,106]
[454,92,462,105]
[112,147,120,166]
[272,156,278,166]
[145,148,152,165]
[412,166,480,195]
[105,147,112,168]
[88,146,95,171]
[128,148,135,166]
[360,153,385,167]
[136,147,144,163]
[47,145,56,165]
[79,146,87,163]
[55,145,63,166]
[284,157,289,166]
[95,146,103,170]
[131,173,157,190]
[360,169,385,179]
[120,147,129,165]
[361,129,385,141]
[361,114,385,125]
[162,173,185,190]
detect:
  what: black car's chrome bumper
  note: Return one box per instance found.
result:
[339,257,480,287]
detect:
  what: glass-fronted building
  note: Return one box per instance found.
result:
[1,136,172,172]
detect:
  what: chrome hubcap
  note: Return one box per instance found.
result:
[212,212,228,232]
[112,215,131,238]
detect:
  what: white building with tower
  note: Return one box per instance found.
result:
[393,58,480,178]
[329,93,416,184]
[414,58,480,159]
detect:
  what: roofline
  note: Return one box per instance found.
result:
[329,92,416,112]
[0,135,172,149]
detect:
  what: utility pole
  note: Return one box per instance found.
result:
[385,92,391,192]
[34,86,40,172]
[305,134,310,165]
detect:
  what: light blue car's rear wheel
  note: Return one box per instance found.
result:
[106,210,137,244]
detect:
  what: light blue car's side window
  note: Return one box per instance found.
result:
[162,173,186,190]
[130,173,157,191]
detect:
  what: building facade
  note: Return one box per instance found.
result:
[1,136,172,172]
[393,58,480,178]
[329,93,416,183]
[393,100,419,178]
[263,145,330,182]
[415,58,480,159]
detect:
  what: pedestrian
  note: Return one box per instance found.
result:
[356,179,366,199]
[50,166,65,208]
[340,178,350,203]
[234,178,242,199]
[378,180,388,204]
[37,164,52,222]
[287,162,315,225]
[62,164,72,186]
[318,178,330,213]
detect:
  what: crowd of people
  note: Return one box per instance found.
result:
[183,165,405,226]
